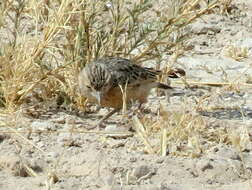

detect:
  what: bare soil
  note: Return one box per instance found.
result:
[0,0,252,189]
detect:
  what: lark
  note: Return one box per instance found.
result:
[78,57,185,127]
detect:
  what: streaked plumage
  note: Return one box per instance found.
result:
[78,57,185,126]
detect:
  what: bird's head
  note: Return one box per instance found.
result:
[78,63,112,105]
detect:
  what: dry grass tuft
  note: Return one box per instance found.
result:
[219,0,233,14]
[2,0,248,159]
[0,0,220,112]
[223,45,249,61]
[132,103,251,158]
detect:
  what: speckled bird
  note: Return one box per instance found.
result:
[78,57,185,126]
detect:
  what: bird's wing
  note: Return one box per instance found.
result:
[93,57,185,88]
[98,57,159,87]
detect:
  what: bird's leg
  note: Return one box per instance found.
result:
[137,102,143,113]
[129,102,145,118]
[86,108,119,130]
[96,108,120,128]
[98,108,119,124]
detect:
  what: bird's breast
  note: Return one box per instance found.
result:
[100,83,155,109]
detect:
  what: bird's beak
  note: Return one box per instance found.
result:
[93,91,102,105]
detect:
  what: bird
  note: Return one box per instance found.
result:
[78,57,185,127]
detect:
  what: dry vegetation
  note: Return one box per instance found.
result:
[0,0,220,111]
[1,0,252,183]
[1,0,252,189]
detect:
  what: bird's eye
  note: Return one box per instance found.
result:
[86,85,91,89]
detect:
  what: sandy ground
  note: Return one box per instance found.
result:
[0,1,252,190]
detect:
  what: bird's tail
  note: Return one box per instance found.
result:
[145,67,186,78]
[157,83,173,89]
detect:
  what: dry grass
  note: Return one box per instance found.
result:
[223,45,249,61]
[1,1,252,188]
[0,0,220,111]
[133,106,212,157]
[0,0,251,166]
[132,102,251,158]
